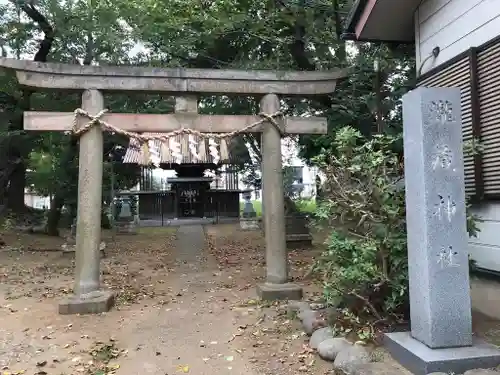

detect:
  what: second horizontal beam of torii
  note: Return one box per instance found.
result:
[24,111,327,134]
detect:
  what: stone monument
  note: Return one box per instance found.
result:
[62,218,106,258]
[283,197,312,249]
[60,218,77,255]
[115,197,138,234]
[285,213,312,249]
[384,87,500,374]
[242,192,257,218]
[240,192,259,230]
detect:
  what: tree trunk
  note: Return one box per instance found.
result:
[6,161,26,211]
[333,0,347,63]
[3,3,55,214]
[46,192,65,236]
[68,203,77,226]
[45,135,79,235]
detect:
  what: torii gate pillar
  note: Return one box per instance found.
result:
[59,89,115,314]
[257,94,302,300]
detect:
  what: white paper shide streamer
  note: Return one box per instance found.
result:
[204,169,215,178]
[169,137,182,164]
[148,140,161,167]
[188,135,199,162]
[208,138,220,165]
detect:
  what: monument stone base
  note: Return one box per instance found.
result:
[61,241,106,258]
[59,290,115,315]
[385,332,500,375]
[240,217,260,231]
[257,282,303,301]
[286,233,313,249]
[115,220,138,234]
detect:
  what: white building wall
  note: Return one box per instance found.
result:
[238,137,321,201]
[469,204,500,272]
[24,192,50,209]
[415,0,500,75]
[416,0,500,272]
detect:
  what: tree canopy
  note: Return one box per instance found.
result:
[0,0,415,232]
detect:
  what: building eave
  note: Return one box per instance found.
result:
[343,0,369,38]
[342,0,418,43]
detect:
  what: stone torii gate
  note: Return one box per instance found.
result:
[0,58,346,314]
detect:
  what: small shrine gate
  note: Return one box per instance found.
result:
[0,57,346,314]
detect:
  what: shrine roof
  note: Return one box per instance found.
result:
[122,133,250,165]
[0,57,348,95]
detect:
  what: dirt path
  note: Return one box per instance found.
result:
[0,225,332,375]
[114,225,260,374]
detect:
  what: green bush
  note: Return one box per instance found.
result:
[295,198,316,214]
[312,126,481,338]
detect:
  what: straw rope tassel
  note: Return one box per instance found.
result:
[160,140,171,163]
[209,138,219,165]
[141,142,150,166]
[198,138,206,163]
[148,140,161,167]
[219,138,229,161]
[188,134,199,162]
[169,137,182,164]
[179,134,185,163]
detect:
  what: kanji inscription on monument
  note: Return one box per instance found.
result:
[429,99,454,124]
[432,144,453,170]
[437,246,460,269]
[402,87,472,349]
[433,194,457,222]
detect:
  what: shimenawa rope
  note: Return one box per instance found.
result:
[67,108,285,141]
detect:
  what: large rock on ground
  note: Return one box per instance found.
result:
[287,301,310,315]
[309,327,334,349]
[333,344,371,374]
[347,362,404,375]
[300,309,326,335]
[317,337,351,361]
[464,370,500,375]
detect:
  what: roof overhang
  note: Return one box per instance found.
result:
[344,0,420,43]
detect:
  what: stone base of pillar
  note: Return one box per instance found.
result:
[257,282,303,301]
[62,249,106,258]
[59,290,115,315]
[384,332,500,375]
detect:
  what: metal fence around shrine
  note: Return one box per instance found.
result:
[117,190,241,227]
